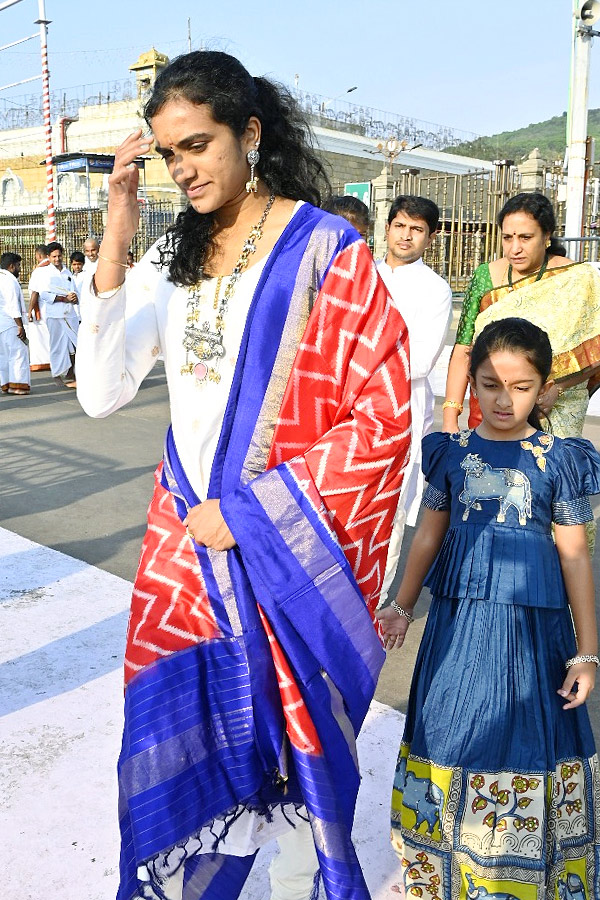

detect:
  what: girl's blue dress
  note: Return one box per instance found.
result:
[392,429,600,900]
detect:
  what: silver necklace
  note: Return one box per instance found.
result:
[181,194,276,384]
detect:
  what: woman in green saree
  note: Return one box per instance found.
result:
[443,192,600,440]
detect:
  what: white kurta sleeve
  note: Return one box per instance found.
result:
[76,264,161,418]
[407,278,452,380]
[0,273,23,319]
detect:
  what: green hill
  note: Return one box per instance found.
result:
[448,108,600,163]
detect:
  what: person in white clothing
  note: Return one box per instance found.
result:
[70,250,86,320]
[27,244,52,370]
[377,195,452,600]
[83,237,100,275]
[37,241,79,387]
[0,252,30,395]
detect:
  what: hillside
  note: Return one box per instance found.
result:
[448,108,600,162]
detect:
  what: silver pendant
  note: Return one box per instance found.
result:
[182,320,226,382]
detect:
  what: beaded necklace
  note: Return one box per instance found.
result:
[181,194,276,384]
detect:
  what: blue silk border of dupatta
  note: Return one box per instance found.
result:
[117,206,383,900]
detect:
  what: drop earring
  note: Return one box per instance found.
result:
[245,145,260,193]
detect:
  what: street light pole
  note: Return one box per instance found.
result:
[320,86,358,112]
[36,0,55,241]
[565,0,600,250]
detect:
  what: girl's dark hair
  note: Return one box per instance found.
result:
[498,192,565,258]
[470,317,553,429]
[144,51,331,285]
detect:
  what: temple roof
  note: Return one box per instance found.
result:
[129,48,169,72]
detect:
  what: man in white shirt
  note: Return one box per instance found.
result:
[27,244,52,370]
[0,252,30,395]
[37,241,79,388]
[70,250,86,320]
[83,237,100,275]
[377,195,452,599]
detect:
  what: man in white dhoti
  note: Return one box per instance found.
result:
[27,244,52,371]
[0,252,30,395]
[377,195,452,600]
[37,241,79,388]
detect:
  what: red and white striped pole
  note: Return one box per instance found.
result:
[36,0,55,241]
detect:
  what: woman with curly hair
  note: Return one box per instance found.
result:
[76,51,411,900]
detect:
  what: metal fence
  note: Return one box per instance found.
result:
[386,163,600,291]
[3,172,599,291]
[0,77,137,131]
[0,200,179,283]
[292,89,479,150]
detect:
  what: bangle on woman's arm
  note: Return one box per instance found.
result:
[98,253,129,269]
[442,399,463,413]
[565,654,600,668]
[391,600,414,624]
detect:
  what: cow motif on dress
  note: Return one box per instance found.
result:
[459,454,532,526]
[395,754,444,835]
[465,873,519,899]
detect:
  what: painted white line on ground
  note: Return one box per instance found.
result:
[0,527,406,900]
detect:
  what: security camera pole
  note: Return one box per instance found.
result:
[565,0,600,250]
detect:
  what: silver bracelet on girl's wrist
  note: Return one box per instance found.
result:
[391,600,414,624]
[565,654,600,669]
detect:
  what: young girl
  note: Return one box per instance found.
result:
[377,317,600,900]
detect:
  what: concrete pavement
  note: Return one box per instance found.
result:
[1,367,407,899]
[3,346,600,899]
[0,525,405,899]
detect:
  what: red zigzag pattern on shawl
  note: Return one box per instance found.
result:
[267,239,411,612]
[124,465,220,683]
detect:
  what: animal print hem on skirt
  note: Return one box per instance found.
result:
[390,744,600,899]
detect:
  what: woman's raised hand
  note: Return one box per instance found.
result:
[95,130,152,292]
[105,129,152,246]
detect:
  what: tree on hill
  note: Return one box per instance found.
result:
[447,109,600,163]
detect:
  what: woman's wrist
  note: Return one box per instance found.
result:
[566,654,600,668]
[99,240,130,262]
[392,596,416,614]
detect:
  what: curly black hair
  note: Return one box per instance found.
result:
[144,51,331,286]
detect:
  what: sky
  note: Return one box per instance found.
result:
[0,0,598,139]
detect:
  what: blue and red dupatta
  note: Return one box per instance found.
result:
[117,205,411,900]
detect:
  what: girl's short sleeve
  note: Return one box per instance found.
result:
[552,437,600,525]
[422,432,451,511]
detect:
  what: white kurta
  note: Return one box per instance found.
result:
[377,256,452,598]
[78,201,305,502]
[0,269,30,388]
[27,263,52,367]
[82,258,98,275]
[37,264,79,377]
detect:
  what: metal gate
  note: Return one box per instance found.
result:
[386,163,600,291]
